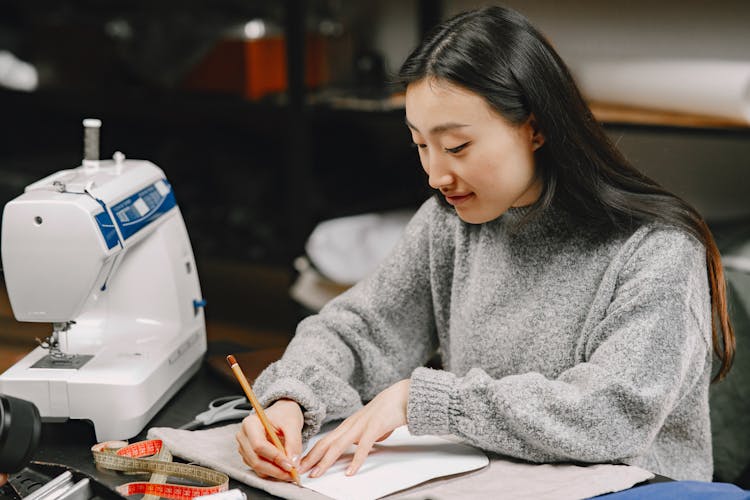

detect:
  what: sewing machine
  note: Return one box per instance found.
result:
[0,120,207,441]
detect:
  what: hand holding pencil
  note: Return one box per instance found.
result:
[228,355,304,485]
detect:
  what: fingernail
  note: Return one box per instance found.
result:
[309,467,319,478]
[346,466,354,476]
[291,455,300,466]
[281,460,293,471]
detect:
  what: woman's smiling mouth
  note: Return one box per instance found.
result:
[444,193,475,206]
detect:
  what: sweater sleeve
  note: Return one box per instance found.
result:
[407,226,712,464]
[253,199,442,440]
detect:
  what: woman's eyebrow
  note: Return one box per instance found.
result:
[405,117,469,135]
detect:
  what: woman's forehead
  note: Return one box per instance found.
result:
[405,78,500,132]
[406,77,480,103]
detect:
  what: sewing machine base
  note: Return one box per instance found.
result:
[31,355,94,370]
[0,326,206,442]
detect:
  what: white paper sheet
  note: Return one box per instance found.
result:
[572,59,750,123]
[299,425,489,500]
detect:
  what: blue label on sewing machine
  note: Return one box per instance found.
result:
[95,211,119,249]
[94,180,177,248]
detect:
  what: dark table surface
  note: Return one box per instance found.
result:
[16,361,280,500]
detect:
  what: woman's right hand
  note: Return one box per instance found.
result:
[236,399,304,482]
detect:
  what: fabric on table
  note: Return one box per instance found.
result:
[391,456,653,500]
[147,424,653,500]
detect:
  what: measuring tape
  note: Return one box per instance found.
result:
[92,440,230,500]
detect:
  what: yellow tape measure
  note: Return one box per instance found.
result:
[92,440,230,500]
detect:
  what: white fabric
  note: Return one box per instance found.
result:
[305,210,413,285]
[289,257,349,311]
[147,423,653,500]
[0,50,38,92]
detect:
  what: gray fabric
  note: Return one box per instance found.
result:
[147,423,654,500]
[391,457,653,500]
[254,197,713,481]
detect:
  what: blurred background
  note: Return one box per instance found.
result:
[0,0,749,482]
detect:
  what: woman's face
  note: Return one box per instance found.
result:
[405,78,543,224]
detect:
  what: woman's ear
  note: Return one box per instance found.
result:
[527,114,545,151]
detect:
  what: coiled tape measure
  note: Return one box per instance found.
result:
[92,439,230,500]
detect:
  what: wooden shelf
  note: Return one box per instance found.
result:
[589,101,749,130]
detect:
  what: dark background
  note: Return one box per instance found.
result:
[0,0,435,266]
[0,0,437,336]
[1,0,748,367]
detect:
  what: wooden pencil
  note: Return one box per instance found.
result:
[226,354,301,486]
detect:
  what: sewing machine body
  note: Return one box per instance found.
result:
[0,154,206,441]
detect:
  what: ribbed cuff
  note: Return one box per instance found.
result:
[256,377,326,442]
[407,366,458,436]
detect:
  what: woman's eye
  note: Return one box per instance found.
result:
[445,142,470,154]
[411,142,427,150]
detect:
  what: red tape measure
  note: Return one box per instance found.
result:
[92,439,230,499]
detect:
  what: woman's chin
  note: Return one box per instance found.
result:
[455,207,491,224]
[454,201,513,224]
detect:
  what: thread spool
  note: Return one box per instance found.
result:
[83,118,101,168]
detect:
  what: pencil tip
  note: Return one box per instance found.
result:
[226,354,237,366]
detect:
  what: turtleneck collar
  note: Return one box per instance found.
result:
[482,199,580,241]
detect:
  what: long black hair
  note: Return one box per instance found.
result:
[397,5,734,381]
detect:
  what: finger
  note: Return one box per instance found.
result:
[346,432,377,476]
[278,424,303,468]
[299,427,340,473]
[236,432,294,481]
[299,435,331,473]
[244,420,295,472]
[308,426,361,478]
[257,444,295,473]
[300,419,354,473]
[236,430,257,466]
[248,458,295,481]
[376,430,394,442]
[308,442,349,478]
[300,428,349,474]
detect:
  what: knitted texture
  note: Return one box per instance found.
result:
[254,197,713,481]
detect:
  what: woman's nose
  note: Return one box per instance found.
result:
[428,172,454,190]
[425,157,454,190]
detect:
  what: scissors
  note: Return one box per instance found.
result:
[179,395,253,430]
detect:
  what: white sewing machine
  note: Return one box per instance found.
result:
[0,119,207,441]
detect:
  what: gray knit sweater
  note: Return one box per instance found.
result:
[254,197,713,481]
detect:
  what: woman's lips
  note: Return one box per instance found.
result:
[444,193,474,206]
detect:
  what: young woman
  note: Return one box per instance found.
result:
[235,5,734,483]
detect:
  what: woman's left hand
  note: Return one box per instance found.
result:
[299,379,411,478]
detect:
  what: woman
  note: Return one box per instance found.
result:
[236,5,734,483]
